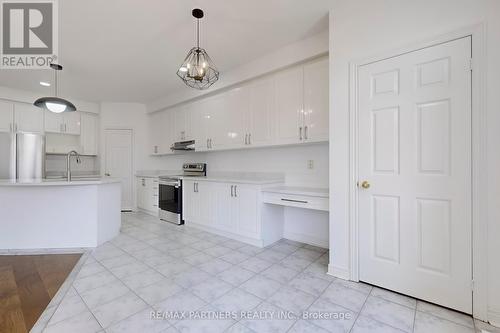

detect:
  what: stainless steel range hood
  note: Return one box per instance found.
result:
[170,140,195,151]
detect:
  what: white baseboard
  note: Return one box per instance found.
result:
[328,264,350,280]
[488,309,500,328]
[283,231,329,249]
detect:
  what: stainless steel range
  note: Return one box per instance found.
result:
[158,163,206,225]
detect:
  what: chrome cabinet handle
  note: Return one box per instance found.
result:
[209,139,212,149]
[230,185,234,197]
[299,127,303,140]
[304,126,308,140]
[206,139,209,149]
[234,185,237,197]
[244,134,248,145]
[248,133,251,145]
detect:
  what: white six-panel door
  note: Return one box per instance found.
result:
[104,129,133,211]
[358,37,472,313]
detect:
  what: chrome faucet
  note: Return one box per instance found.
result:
[66,150,81,181]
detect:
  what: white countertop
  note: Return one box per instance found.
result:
[0,178,121,187]
[262,186,329,198]
[185,172,284,185]
[136,170,285,185]
[135,170,180,178]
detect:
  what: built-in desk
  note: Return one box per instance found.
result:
[262,186,329,211]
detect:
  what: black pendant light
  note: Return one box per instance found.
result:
[34,63,76,113]
[177,8,219,90]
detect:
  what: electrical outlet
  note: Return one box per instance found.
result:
[307,160,314,169]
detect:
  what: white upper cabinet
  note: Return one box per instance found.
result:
[14,103,44,133]
[149,111,172,155]
[303,57,329,142]
[224,87,247,148]
[147,56,328,155]
[44,110,81,135]
[172,104,192,142]
[64,112,81,135]
[80,112,99,155]
[44,110,63,133]
[246,77,275,147]
[204,93,227,150]
[192,100,209,151]
[0,100,14,132]
[274,66,304,144]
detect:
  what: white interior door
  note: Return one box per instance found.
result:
[105,129,133,211]
[358,37,472,313]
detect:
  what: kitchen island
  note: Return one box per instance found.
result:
[0,178,121,250]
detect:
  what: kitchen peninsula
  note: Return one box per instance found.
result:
[0,178,121,250]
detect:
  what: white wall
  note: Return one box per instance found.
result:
[204,144,328,188]
[328,0,500,324]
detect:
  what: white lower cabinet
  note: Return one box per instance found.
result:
[183,180,278,247]
[136,177,159,215]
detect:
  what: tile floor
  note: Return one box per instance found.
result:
[38,212,497,333]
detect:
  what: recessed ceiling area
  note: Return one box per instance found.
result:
[0,0,330,103]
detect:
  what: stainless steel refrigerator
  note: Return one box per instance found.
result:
[0,132,45,180]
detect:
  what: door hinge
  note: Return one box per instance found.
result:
[469,58,473,71]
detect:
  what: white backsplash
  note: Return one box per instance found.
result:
[45,154,99,176]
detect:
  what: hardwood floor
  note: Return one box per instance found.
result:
[0,254,82,333]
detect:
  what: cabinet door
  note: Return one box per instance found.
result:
[248,78,275,146]
[44,110,63,133]
[14,103,44,133]
[214,183,234,231]
[234,185,260,237]
[137,178,146,209]
[183,180,198,221]
[80,113,98,155]
[304,57,329,142]
[224,87,247,148]
[206,93,229,150]
[0,101,14,132]
[274,66,304,144]
[197,181,215,226]
[149,111,172,154]
[63,112,81,135]
[172,105,192,142]
[192,100,210,151]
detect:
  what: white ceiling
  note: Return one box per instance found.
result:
[0,0,330,103]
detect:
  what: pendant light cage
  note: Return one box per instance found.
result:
[177,47,219,89]
[177,8,219,90]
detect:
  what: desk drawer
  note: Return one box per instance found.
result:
[262,192,329,211]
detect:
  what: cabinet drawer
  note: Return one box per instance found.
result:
[262,192,328,211]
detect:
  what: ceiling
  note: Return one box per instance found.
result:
[0,0,330,103]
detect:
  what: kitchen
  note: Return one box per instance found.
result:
[1,1,500,333]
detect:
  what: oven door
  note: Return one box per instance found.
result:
[158,180,183,224]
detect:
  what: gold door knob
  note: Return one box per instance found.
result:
[360,181,370,189]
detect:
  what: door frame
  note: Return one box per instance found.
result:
[103,128,134,211]
[347,24,487,320]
